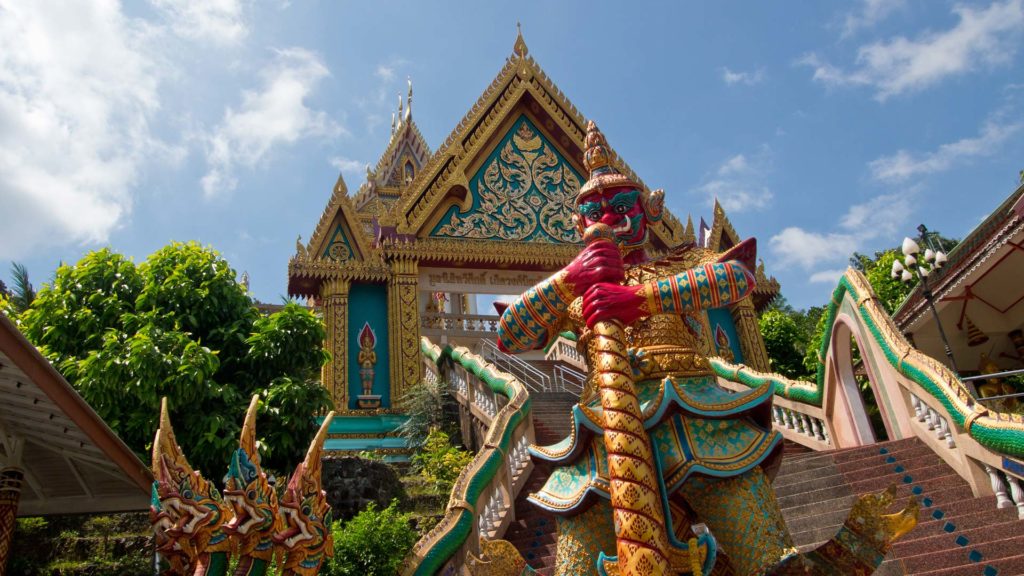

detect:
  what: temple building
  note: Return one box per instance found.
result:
[287,31,780,456]
[893,183,1024,391]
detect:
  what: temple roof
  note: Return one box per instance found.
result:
[0,315,151,515]
[892,183,1024,371]
[289,31,778,303]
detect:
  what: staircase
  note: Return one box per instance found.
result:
[778,437,1024,576]
[506,416,1024,575]
[502,392,576,575]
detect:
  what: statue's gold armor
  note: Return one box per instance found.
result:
[534,247,791,576]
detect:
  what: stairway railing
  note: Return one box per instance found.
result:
[421,312,501,338]
[552,363,585,395]
[545,334,586,371]
[714,268,1024,520]
[713,361,833,451]
[402,337,535,575]
[478,339,551,393]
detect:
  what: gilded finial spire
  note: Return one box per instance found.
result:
[390,112,395,135]
[405,76,412,120]
[513,21,528,57]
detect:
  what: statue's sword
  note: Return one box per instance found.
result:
[583,224,672,576]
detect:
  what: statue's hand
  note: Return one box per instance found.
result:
[564,240,624,296]
[582,283,647,328]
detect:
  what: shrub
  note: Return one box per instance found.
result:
[397,379,460,450]
[321,500,418,576]
[413,430,473,493]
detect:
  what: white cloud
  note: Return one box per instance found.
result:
[770,192,914,279]
[841,0,905,38]
[330,156,365,175]
[201,48,342,197]
[802,0,1024,100]
[721,67,765,86]
[692,151,774,212]
[0,1,172,259]
[375,65,395,81]
[150,0,247,45]
[810,269,847,284]
[838,192,913,236]
[770,228,859,270]
[869,118,1023,182]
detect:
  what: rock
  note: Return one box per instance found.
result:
[322,457,407,522]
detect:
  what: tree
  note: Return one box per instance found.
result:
[864,250,916,315]
[9,262,35,314]
[761,296,823,381]
[18,242,331,475]
[759,309,808,379]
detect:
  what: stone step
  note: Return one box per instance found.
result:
[774,471,847,499]
[893,517,1024,560]
[831,438,929,466]
[901,533,1024,573]
[915,553,1024,576]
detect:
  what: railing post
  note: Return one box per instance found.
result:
[984,465,1014,509]
[1005,474,1024,519]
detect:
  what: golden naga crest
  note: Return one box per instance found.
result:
[845,485,920,551]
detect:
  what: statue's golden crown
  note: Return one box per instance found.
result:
[577,120,640,202]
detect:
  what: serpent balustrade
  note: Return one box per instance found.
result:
[401,338,535,575]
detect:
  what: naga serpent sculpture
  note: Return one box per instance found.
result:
[151,396,335,576]
[485,120,918,576]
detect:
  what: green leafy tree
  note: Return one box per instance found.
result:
[9,262,36,314]
[18,242,331,475]
[859,250,916,315]
[322,501,418,576]
[759,309,808,379]
[803,311,830,379]
[397,378,460,450]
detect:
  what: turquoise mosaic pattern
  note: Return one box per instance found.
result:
[321,223,353,261]
[530,376,780,513]
[430,115,584,243]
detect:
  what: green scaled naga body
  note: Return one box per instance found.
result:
[151,396,336,576]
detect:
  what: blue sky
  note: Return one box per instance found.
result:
[2,0,1023,310]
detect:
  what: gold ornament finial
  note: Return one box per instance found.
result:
[406,76,413,120]
[583,120,611,174]
[514,22,528,57]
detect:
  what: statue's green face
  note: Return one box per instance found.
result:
[576,186,648,247]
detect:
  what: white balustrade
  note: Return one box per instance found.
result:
[1006,474,1024,519]
[910,393,956,449]
[985,464,1015,510]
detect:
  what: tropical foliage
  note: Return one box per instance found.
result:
[758,297,823,380]
[322,501,418,576]
[413,429,473,493]
[15,242,331,475]
[397,378,460,450]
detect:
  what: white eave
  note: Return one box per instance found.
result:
[0,315,152,516]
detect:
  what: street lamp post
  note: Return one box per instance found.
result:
[891,225,959,374]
